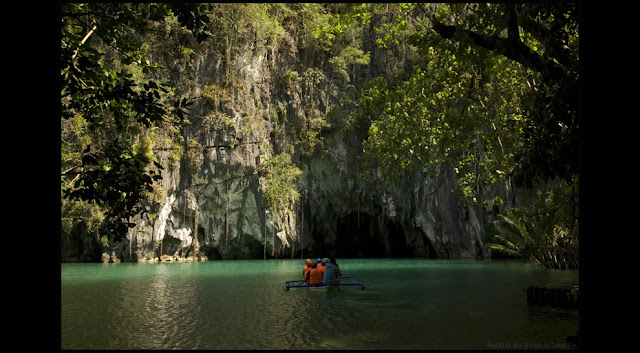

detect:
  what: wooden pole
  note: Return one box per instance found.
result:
[225,177,230,245]
[264,210,268,260]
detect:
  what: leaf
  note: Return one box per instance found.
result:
[487,243,519,257]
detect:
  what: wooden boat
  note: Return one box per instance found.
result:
[285,276,365,291]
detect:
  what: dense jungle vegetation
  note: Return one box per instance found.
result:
[60,3,580,269]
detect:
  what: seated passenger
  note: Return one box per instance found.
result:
[317,258,325,276]
[306,261,324,286]
[321,258,329,276]
[302,259,312,284]
[322,257,342,286]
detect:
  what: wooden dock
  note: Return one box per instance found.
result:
[526,284,579,307]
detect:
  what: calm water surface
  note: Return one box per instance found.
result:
[60,259,578,350]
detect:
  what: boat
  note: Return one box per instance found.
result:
[285,276,365,291]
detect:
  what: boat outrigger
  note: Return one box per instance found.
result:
[285,276,365,291]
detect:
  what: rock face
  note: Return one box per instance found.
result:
[61,6,504,262]
[301,133,490,260]
[119,127,493,262]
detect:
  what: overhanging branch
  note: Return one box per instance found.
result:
[416,3,575,84]
[432,19,572,83]
[71,25,97,60]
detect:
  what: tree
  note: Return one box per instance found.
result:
[333,3,579,204]
[417,3,580,187]
[258,152,302,257]
[323,3,580,268]
[60,3,201,244]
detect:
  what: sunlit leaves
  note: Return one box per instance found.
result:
[356,13,534,204]
[259,152,303,221]
[328,47,370,82]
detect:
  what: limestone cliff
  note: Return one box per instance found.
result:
[64,4,508,262]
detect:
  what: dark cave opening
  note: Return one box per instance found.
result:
[335,212,413,258]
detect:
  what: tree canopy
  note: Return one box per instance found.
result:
[330,3,580,205]
[322,3,580,268]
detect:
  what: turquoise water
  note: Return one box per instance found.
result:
[60,259,578,350]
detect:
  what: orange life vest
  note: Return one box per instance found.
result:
[308,266,323,285]
[303,265,311,283]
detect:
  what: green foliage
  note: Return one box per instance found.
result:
[61,3,195,242]
[357,45,529,203]
[328,47,370,82]
[309,4,371,80]
[258,151,302,246]
[207,3,287,58]
[201,84,227,108]
[427,3,580,187]
[65,141,163,240]
[61,198,105,239]
[296,108,330,157]
[282,69,300,87]
[336,2,578,208]
[259,152,303,217]
[486,180,579,269]
[369,3,415,48]
[516,77,580,187]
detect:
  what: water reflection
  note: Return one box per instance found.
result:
[61,259,578,350]
[92,264,199,349]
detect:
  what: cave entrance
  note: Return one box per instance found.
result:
[335,212,412,258]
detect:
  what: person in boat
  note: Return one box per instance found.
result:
[322,257,342,287]
[305,261,324,286]
[302,259,312,276]
[321,258,329,276]
[316,258,325,276]
[302,259,312,284]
